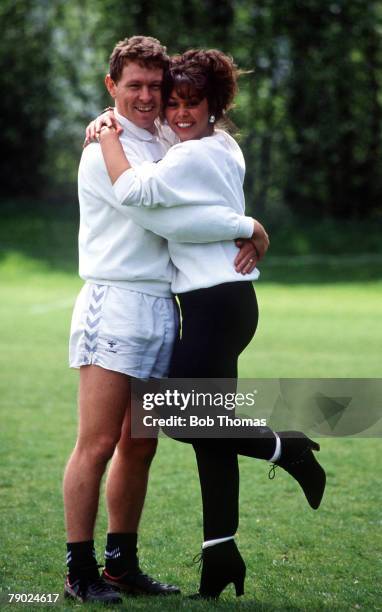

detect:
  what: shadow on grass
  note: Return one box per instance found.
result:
[1,200,381,283]
[202,601,305,611]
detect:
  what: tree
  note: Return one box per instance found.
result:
[2,0,381,221]
[0,0,54,197]
[278,0,382,218]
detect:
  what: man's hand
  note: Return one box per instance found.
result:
[83,109,123,147]
[250,218,270,260]
[234,218,270,274]
[234,238,259,274]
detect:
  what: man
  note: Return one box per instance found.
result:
[63,35,266,604]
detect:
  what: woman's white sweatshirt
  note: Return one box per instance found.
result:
[112,130,259,293]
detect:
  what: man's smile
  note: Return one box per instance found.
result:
[135,105,155,113]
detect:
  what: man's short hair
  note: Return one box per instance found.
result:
[109,36,169,82]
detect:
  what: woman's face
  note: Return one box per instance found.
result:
[165,89,213,141]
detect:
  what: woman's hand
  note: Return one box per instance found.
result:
[98,125,119,141]
[98,126,131,184]
[83,109,123,147]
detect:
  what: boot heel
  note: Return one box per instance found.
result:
[234,576,245,596]
[194,539,246,600]
[308,438,320,452]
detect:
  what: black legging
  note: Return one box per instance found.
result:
[168,282,276,540]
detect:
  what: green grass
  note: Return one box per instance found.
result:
[0,239,381,610]
[241,281,382,377]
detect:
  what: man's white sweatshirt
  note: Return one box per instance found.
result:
[78,114,254,297]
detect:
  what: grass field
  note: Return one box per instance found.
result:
[0,226,381,610]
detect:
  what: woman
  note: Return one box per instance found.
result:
[95,49,326,599]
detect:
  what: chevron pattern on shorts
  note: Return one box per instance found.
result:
[84,285,105,355]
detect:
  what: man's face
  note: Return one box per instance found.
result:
[105,62,163,133]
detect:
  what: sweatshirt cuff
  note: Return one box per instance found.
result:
[236,216,254,238]
[112,168,136,205]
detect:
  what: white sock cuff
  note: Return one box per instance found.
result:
[269,432,281,463]
[202,535,234,550]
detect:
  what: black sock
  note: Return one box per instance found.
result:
[66,540,98,582]
[104,533,139,576]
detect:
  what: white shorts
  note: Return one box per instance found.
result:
[69,283,179,379]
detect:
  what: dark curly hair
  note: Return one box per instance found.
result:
[109,36,169,83]
[162,49,239,122]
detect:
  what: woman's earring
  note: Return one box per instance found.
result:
[209,115,216,124]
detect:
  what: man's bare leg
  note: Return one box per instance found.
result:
[102,394,180,595]
[106,407,158,533]
[63,365,130,542]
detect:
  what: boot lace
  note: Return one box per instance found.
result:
[268,444,312,480]
[192,550,203,572]
[268,464,277,480]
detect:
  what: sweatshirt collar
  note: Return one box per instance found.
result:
[114,109,159,142]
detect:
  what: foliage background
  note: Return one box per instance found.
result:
[1,0,382,229]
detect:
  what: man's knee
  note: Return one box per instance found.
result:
[77,434,119,466]
[117,437,158,466]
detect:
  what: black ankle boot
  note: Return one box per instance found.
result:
[270,431,326,509]
[190,539,246,599]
